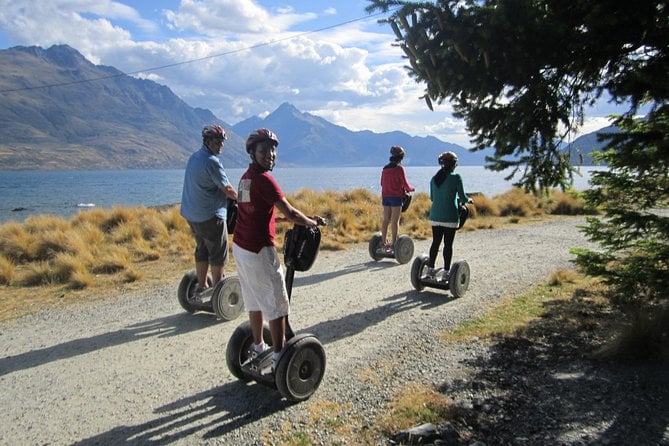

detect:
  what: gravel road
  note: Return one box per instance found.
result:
[0,218,593,445]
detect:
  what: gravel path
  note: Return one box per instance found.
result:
[1,218,596,445]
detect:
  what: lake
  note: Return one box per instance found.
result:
[0,166,604,223]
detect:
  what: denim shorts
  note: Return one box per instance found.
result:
[382,196,403,207]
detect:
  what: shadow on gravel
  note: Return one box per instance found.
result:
[0,313,219,377]
[292,260,401,288]
[437,296,669,444]
[72,380,292,445]
[303,289,453,345]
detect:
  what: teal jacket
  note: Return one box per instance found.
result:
[429,171,469,226]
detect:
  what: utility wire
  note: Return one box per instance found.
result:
[0,8,398,94]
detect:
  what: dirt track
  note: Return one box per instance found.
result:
[0,218,592,445]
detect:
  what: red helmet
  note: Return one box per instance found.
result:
[438,151,458,167]
[390,146,405,157]
[202,124,227,140]
[246,129,279,153]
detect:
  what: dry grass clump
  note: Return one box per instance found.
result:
[0,222,33,262]
[543,190,595,215]
[470,194,498,217]
[493,188,542,216]
[0,255,14,285]
[377,383,457,435]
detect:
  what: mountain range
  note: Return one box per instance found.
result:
[0,44,605,170]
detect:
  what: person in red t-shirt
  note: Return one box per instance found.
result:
[232,129,326,372]
[380,146,415,250]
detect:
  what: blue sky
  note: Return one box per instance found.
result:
[0,0,623,146]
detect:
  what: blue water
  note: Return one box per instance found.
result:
[0,166,604,223]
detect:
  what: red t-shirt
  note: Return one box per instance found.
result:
[233,163,284,253]
[381,164,414,198]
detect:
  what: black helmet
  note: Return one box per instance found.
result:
[438,151,458,167]
[390,146,405,157]
[202,124,227,140]
[245,129,279,153]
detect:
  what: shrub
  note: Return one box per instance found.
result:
[494,188,541,217]
[0,255,14,285]
[0,222,34,263]
[471,194,498,217]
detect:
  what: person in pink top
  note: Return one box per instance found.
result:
[233,129,326,373]
[380,146,415,250]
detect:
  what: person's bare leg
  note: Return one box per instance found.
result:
[210,264,225,284]
[381,205,392,245]
[249,311,264,345]
[269,317,286,353]
[195,260,209,289]
[389,206,402,245]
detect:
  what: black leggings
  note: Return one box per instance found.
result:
[429,226,457,270]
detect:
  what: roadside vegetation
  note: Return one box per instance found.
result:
[0,187,593,321]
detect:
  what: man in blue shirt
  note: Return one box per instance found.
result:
[180,125,238,293]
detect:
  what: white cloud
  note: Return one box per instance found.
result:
[0,0,616,147]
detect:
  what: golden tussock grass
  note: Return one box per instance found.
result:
[0,187,595,321]
[0,255,14,285]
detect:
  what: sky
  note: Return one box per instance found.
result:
[0,0,624,146]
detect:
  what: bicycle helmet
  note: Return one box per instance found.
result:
[245,128,279,153]
[390,146,405,157]
[202,124,227,141]
[438,151,458,167]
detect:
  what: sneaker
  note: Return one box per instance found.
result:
[249,342,270,359]
[439,269,450,282]
[271,352,281,373]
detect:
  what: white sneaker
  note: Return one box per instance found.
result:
[249,342,269,359]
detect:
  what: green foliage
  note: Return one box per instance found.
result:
[573,107,669,304]
[366,0,668,192]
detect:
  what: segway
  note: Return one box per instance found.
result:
[176,198,244,321]
[410,255,470,298]
[410,201,472,298]
[225,223,326,402]
[368,232,414,264]
[177,272,245,320]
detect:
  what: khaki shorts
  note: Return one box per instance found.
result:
[233,243,289,321]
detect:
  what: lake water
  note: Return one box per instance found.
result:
[0,166,604,223]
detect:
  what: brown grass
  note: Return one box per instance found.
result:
[0,187,595,321]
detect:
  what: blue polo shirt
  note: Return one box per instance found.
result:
[180,145,231,223]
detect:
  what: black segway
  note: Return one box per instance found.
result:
[177,272,245,321]
[225,224,326,402]
[410,256,470,298]
[369,232,414,264]
[368,193,415,264]
[176,199,244,321]
[409,202,472,298]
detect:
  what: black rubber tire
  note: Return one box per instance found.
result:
[368,232,383,261]
[410,254,429,291]
[177,270,212,313]
[275,336,326,402]
[394,235,414,264]
[448,260,470,298]
[211,276,244,321]
[225,321,271,381]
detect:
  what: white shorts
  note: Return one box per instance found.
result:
[232,243,289,320]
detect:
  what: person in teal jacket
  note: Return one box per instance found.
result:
[427,151,470,276]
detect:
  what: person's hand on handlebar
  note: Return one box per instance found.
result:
[312,216,327,226]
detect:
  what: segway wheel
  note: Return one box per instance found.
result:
[177,270,212,313]
[211,276,244,321]
[448,260,470,298]
[226,321,271,381]
[410,254,429,291]
[275,336,326,402]
[368,232,384,261]
[394,235,414,264]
